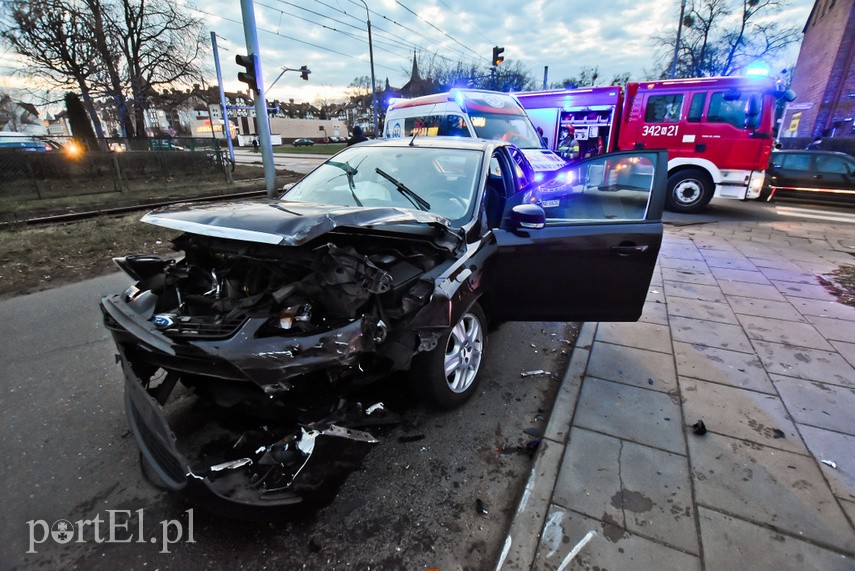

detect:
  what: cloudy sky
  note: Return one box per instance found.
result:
[201,0,815,103]
[2,0,816,106]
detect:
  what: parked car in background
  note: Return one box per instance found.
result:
[293,138,315,146]
[763,150,855,203]
[101,138,668,515]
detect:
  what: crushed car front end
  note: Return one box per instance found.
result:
[100,198,485,515]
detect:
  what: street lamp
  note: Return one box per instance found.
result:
[357,0,379,138]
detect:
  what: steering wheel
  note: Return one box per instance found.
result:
[425,190,467,217]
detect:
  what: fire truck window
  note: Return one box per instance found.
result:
[707,92,758,129]
[687,93,706,122]
[644,95,684,123]
[780,153,810,172]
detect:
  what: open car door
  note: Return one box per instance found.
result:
[485,149,667,322]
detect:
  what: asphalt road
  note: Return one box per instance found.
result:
[0,271,574,570]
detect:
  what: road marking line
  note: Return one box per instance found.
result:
[556,530,597,571]
[775,206,855,224]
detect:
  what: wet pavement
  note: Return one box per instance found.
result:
[500,207,855,570]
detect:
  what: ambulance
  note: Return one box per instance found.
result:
[383,89,567,176]
[516,77,796,212]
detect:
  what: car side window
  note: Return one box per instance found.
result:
[781,153,810,172]
[815,155,849,175]
[506,152,659,224]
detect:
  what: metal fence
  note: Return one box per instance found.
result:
[0,138,239,216]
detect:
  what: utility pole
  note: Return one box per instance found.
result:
[211,32,234,183]
[357,0,378,138]
[670,0,687,79]
[239,0,276,198]
[543,66,549,90]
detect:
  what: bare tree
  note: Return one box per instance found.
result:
[1,0,106,139]
[105,0,207,137]
[654,0,800,77]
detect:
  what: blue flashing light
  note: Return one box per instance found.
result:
[534,172,544,182]
[452,89,466,111]
[745,62,770,78]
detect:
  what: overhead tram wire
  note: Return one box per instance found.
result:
[435,0,494,46]
[315,0,476,65]
[393,0,482,60]
[341,0,476,64]
[189,6,400,74]
[266,0,474,67]
[263,1,448,64]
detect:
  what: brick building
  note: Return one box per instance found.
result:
[780,0,855,139]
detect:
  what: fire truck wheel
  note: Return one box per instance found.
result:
[665,170,713,213]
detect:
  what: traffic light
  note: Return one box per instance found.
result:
[236,54,258,92]
[300,65,311,81]
[492,46,505,66]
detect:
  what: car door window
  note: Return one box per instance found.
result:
[508,152,661,224]
[780,153,810,172]
[815,155,849,175]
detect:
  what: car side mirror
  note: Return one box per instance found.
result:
[510,204,545,230]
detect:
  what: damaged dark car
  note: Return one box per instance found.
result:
[101,138,668,516]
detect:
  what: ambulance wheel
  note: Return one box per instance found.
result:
[665,169,713,213]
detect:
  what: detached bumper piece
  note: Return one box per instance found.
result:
[120,352,378,518]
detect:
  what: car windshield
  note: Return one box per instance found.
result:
[281,145,483,225]
[469,112,543,149]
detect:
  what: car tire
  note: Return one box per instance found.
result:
[408,302,487,410]
[665,169,714,213]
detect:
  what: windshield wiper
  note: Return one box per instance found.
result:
[375,167,431,211]
[327,160,363,206]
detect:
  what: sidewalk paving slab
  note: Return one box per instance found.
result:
[678,376,808,455]
[585,343,677,392]
[797,426,855,502]
[736,313,834,351]
[573,378,685,455]
[755,341,855,387]
[687,432,855,553]
[673,342,776,393]
[531,507,701,571]
[771,375,855,436]
[553,428,698,553]
[668,315,754,353]
[698,507,854,571]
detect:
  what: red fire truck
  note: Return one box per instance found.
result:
[517,77,795,213]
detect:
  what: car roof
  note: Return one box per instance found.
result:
[773,149,853,159]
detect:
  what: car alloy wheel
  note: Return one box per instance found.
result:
[444,311,484,394]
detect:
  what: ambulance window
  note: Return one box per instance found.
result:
[687,93,706,122]
[403,115,471,137]
[644,95,683,123]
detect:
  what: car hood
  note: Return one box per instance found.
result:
[141,200,461,249]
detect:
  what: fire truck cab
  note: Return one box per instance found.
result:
[518,77,793,213]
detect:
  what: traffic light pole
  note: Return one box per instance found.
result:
[239,0,276,198]
[211,32,235,182]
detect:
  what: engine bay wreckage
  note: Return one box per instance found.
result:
[101,201,481,515]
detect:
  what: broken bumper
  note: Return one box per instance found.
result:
[120,351,377,517]
[101,294,379,390]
